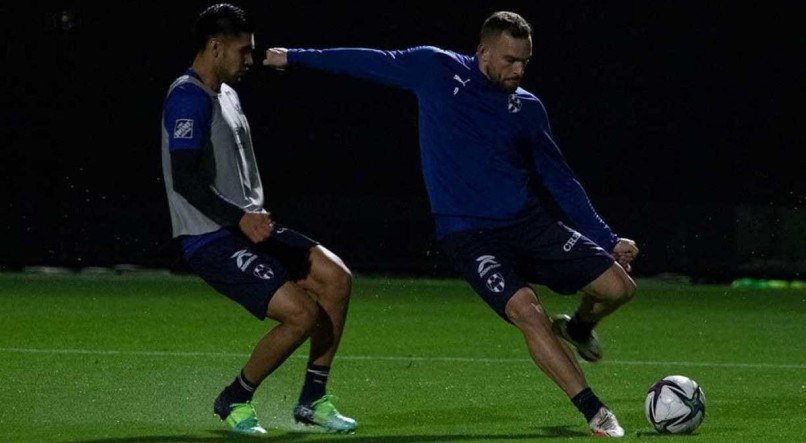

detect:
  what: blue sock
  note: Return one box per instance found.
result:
[223,370,258,404]
[298,363,330,406]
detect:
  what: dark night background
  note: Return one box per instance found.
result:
[1,1,803,281]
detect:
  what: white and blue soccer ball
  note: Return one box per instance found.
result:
[645,375,706,434]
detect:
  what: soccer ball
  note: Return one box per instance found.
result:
[645,375,706,434]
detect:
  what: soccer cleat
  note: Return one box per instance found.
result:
[293,394,357,433]
[588,407,625,437]
[552,314,602,362]
[214,392,267,436]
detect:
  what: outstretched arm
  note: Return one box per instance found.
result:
[263,46,440,91]
[263,48,289,70]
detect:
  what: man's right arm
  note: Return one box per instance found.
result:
[164,85,272,242]
[171,153,272,242]
[169,150,244,226]
[164,84,244,227]
[264,46,440,91]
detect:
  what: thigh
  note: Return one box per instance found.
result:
[296,245,351,296]
[256,224,320,281]
[518,220,614,295]
[266,280,317,323]
[185,231,291,320]
[582,263,635,301]
[440,229,527,321]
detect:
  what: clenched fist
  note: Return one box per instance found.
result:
[612,238,639,273]
[239,212,273,243]
[263,47,289,70]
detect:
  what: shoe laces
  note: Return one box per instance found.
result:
[593,409,617,430]
[313,394,338,412]
[230,402,258,421]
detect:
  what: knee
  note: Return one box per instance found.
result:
[595,265,637,304]
[615,276,637,304]
[334,266,353,298]
[283,297,318,335]
[322,263,353,302]
[505,290,548,329]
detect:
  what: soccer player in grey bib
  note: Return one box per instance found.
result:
[161,4,356,435]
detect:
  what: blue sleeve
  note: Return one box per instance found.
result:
[163,83,212,151]
[287,46,440,91]
[530,106,619,251]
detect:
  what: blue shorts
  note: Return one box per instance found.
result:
[439,211,614,321]
[184,225,319,320]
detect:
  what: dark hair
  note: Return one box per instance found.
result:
[480,11,532,40]
[193,3,254,50]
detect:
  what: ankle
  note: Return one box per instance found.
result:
[298,363,330,406]
[223,369,259,404]
[571,387,605,422]
[568,313,596,341]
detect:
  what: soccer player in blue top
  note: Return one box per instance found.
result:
[263,11,639,437]
[160,3,356,435]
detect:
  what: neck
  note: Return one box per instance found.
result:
[191,55,222,92]
[476,56,492,81]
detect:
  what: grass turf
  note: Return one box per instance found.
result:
[0,272,804,442]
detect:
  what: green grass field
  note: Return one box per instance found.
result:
[1,272,804,442]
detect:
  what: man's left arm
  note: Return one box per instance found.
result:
[529,108,638,267]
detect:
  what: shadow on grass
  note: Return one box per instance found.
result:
[66,425,588,442]
[633,430,701,438]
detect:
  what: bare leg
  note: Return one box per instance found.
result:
[296,246,352,366]
[290,246,356,430]
[575,263,636,325]
[242,281,318,384]
[505,287,587,397]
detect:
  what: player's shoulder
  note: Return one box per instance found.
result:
[406,46,469,64]
[165,75,213,108]
[408,46,476,76]
[425,46,472,64]
[513,87,547,113]
[405,45,446,56]
[513,87,541,103]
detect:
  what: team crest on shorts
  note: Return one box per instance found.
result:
[231,249,257,271]
[486,272,506,293]
[476,255,501,277]
[253,263,275,280]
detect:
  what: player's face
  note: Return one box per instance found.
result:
[479,32,532,93]
[214,33,254,84]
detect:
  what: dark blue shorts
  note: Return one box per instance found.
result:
[440,211,614,321]
[185,225,319,320]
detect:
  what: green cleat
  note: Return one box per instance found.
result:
[214,400,267,436]
[293,394,357,433]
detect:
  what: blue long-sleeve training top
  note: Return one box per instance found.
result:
[287,46,618,250]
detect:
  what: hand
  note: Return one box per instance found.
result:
[239,211,273,243]
[612,237,639,273]
[263,48,289,70]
